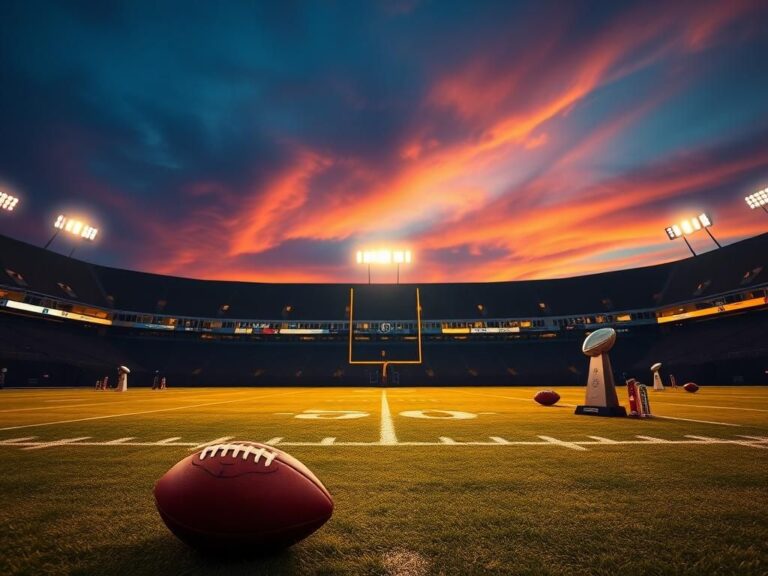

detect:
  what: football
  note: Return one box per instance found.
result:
[582,328,617,356]
[534,390,560,406]
[154,441,333,553]
[683,382,700,393]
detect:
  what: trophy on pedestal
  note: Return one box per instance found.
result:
[575,328,627,417]
[651,362,664,391]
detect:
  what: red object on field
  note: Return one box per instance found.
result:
[683,382,699,393]
[534,390,560,406]
[154,441,333,553]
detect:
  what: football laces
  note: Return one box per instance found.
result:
[199,443,277,466]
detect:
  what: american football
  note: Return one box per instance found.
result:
[581,328,617,356]
[534,390,561,406]
[683,382,700,393]
[154,442,333,552]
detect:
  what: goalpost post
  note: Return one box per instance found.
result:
[348,287,423,381]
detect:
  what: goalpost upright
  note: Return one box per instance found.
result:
[348,287,422,380]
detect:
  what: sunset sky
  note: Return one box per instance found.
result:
[1,1,768,283]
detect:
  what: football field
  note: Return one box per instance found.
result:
[1,386,767,575]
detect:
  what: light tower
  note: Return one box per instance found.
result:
[0,192,20,212]
[45,214,99,256]
[664,213,720,256]
[355,248,412,284]
[745,187,768,214]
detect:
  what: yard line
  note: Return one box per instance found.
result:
[0,399,157,413]
[265,437,283,445]
[588,436,619,444]
[685,434,768,449]
[655,402,768,412]
[155,437,181,444]
[380,389,398,445]
[489,436,511,444]
[0,390,301,431]
[1,437,37,443]
[189,437,234,451]
[736,435,768,441]
[439,437,458,444]
[23,437,91,450]
[537,435,588,451]
[636,435,671,443]
[103,437,135,444]
[654,414,741,427]
[320,437,336,445]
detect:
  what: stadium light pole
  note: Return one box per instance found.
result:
[356,249,412,284]
[664,213,719,257]
[45,214,99,254]
[745,187,768,214]
[0,192,20,213]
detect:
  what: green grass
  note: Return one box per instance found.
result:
[0,386,767,575]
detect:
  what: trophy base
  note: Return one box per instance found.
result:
[575,405,627,417]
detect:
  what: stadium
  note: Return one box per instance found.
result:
[2,2,768,575]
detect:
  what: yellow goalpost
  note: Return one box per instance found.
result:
[348,287,422,380]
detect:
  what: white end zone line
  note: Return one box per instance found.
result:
[3,435,766,450]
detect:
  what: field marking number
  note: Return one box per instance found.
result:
[400,410,478,420]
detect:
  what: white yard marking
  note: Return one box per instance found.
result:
[538,435,589,451]
[654,414,741,427]
[189,436,235,451]
[0,390,301,431]
[0,401,137,413]
[2,433,767,450]
[103,437,135,444]
[380,390,398,445]
[636,435,671,443]
[155,437,181,444]
[23,437,91,450]
[685,434,768,450]
[588,436,619,444]
[655,402,768,412]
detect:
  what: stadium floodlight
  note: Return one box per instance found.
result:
[0,192,20,212]
[355,248,412,284]
[45,214,99,253]
[745,187,768,213]
[664,212,720,257]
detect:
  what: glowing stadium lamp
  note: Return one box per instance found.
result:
[356,248,412,284]
[745,187,768,213]
[664,212,720,257]
[45,214,99,255]
[0,192,20,212]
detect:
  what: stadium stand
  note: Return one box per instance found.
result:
[0,233,767,387]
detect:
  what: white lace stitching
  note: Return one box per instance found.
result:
[199,443,277,466]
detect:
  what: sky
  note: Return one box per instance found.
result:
[1,0,768,284]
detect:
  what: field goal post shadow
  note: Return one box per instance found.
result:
[348,287,422,382]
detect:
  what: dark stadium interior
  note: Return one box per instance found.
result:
[1,233,767,387]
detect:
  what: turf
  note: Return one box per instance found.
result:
[0,386,766,575]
